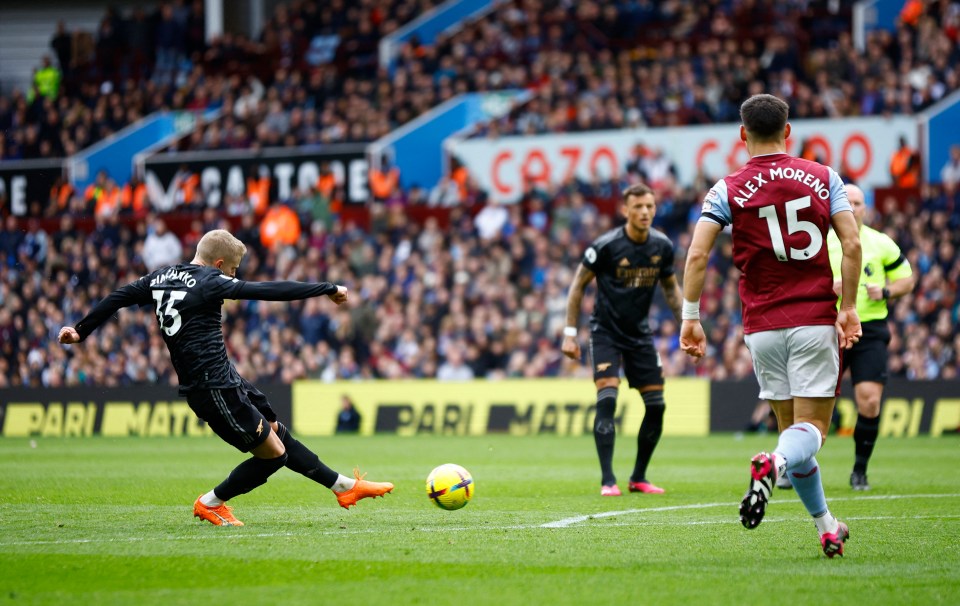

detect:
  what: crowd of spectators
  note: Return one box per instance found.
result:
[0,0,443,160]
[1,169,958,390]
[466,0,960,137]
[1,0,959,389]
[4,0,960,160]
[182,0,960,150]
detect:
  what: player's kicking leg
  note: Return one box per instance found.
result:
[334,468,396,509]
[274,422,393,509]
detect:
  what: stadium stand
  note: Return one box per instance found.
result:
[0,0,958,387]
[0,0,445,159]
[1,180,958,388]
[4,0,958,158]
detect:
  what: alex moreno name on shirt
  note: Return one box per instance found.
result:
[730,165,832,207]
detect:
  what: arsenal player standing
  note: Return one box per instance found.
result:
[679,94,862,558]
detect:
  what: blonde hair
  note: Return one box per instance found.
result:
[195,229,247,264]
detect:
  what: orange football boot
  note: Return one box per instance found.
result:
[335,468,395,509]
[193,496,245,526]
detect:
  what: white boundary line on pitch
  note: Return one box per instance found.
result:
[539,492,960,528]
[558,514,960,529]
[4,512,960,548]
[4,513,960,548]
[0,493,958,547]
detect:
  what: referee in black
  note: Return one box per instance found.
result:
[59,229,393,525]
[826,184,915,490]
[562,183,683,496]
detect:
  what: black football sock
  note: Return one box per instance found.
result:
[276,422,339,488]
[214,452,288,501]
[631,391,665,483]
[594,387,618,486]
[853,414,880,474]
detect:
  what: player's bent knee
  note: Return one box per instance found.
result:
[251,432,286,459]
[595,377,619,389]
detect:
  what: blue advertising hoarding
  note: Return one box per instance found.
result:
[369,90,531,192]
[921,89,960,183]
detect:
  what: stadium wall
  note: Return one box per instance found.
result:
[140,144,369,209]
[447,116,916,202]
[711,379,960,437]
[369,90,531,191]
[293,378,709,437]
[5,380,956,438]
[68,112,198,191]
[0,158,63,216]
[0,384,291,438]
[919,88,960,184]
[378,0,497,71]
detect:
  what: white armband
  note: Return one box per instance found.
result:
[681,299,700,321]
[562,326,578,337]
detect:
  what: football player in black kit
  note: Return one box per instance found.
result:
[562,183,683,496]
[58,229,393,526]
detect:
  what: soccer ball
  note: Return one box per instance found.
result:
[426,463,474,510]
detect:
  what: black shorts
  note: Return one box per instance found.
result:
[187,378,277,452]
[589,328,663,388]
[840,320,890,385]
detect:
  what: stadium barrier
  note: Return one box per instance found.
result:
[0,385,291,438]
[369,89,531,191]
[140,144,370,209]
[711,379,960,437]
[3,379,957,438]
[919,87,960,183]
[69,111,203,192]
[0,158,64,216]
[293,378,709,436]
[378,0,497,71]
[446,116,916,202]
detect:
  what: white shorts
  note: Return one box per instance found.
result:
[743,325,840,400]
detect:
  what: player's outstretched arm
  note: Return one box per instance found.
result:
[60,281,151,345]
[561,264,595,361]
[680,221,722,359]
[230,280,341,302]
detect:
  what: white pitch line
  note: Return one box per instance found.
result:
[540,492,960,528]
[1,493,958,547]
[540,502,729,528]
[0,530,365,547]
[4,512,960,548]
[573,514,960,529]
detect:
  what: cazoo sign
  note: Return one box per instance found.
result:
[448,116,915,202]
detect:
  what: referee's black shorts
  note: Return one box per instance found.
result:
[841,319,891,385]
[589,327,664,388]
[187,378,277,452]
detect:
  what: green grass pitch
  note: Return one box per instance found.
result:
[0,434,957,605]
